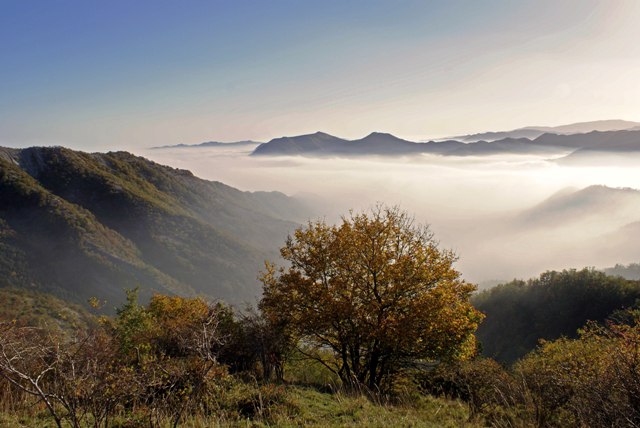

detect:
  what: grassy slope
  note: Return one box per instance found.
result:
[0,287,476,427]
[0,385,478,428]
[260,387,475,428]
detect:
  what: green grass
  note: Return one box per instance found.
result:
[0,385,479,428]
[257,386,476,428]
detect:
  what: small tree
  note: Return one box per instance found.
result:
[0,322,65,428]
[260,206,483,390]
[114,293,226,428]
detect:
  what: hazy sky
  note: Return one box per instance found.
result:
[2,0,640,150]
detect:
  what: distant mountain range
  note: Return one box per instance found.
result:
[0,147,309,307]
[448,119,640,142]
[152,140,259,149]
[250,131,547,157]
[251,127,640,157]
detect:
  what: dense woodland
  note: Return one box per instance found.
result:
[474,268,640,363]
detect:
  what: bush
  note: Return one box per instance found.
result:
[425,313,640,427]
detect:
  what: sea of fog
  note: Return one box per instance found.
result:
[138,144,640,288]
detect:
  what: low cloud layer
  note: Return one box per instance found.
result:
[139,145,640,287]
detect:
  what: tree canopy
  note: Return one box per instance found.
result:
[473,268,640,364]
[260,206,483,389]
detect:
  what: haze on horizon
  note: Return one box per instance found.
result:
[2,0,640,150]
[142,143,640,287]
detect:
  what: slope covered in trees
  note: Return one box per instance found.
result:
[0,287,95,335]
[0,146,310,306]
[473,268,640,363]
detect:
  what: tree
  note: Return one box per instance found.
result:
[260,206,483,390]
[473,268,640,364]
[111,292,226,428]
[0,322,65,428]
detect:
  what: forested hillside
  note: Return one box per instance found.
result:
[0,147,309,306]
[473,268,640,363]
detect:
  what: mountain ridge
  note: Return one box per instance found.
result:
[449,119,640,142]
[251,128,640,158]
[0,146,310,308]
[151,140,259,149]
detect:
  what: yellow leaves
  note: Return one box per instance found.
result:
[148,294,209,326]
[260,206,483,387]
[87,296,104,310]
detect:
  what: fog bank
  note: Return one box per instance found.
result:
[139,145,640,287]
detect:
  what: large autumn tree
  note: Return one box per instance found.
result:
[260,206,483,390]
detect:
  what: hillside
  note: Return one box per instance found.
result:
[515,185,640,228]
[0,287,96,334]
[0,146,309,307]
[473,268,640,364]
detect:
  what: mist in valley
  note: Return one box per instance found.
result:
[139,144,640,287]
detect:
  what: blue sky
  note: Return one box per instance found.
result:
[2,0,639,149]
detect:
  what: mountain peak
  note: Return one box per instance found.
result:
[363,131,398,139]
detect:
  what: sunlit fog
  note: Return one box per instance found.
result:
[140,145,640,287]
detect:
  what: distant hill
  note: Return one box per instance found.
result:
[151,140,259,149]
[251,128,640,158]
[516,185,640,228]
[0,146,310,308]
[451,120,640,142]
[251,132,348,156]
[474,268,640,364]
[604,263,640,280]
[534,129,640,151]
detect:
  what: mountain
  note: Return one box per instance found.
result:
[451,120,640,142]
[349,132,424,154]
[252,127,640,158]
[538,119,640,134]
[252,131,465,157]
[445,137,549,156]
[448,128,550,143]
[546,130,640,164]
[515,185,640,228]
[251,132,347,156]
[250,131,536,157]
[534,129,640,151]
[0,146,310,308]
[151,141,259,149]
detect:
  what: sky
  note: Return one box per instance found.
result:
[2,0,640,150]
